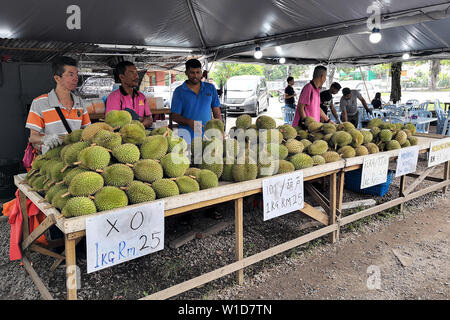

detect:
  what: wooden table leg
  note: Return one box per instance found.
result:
[65,234,78,300]
[329,173,338,243]
[399,175,407,212]
[443,161,450,194]
[337,171,345,218]
[234,197,244,285]
[19,191,30,241]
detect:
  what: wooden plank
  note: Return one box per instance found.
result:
[337,171,345,218]
[141,223,338,300]
[414,132,446,139]
[406,173,443,183]
[21,256,54,300]
[299,203,329,226]
[19,190,30,241]
[399,175,407,212]
[21,214,56,251]
[50,237,82,272]
[443,161,450,194]
[30,244,65,260]
[169,231,197,249]
[329,173,338,243]
[340,179,450,226]
[65,235,78,300]
[402,166,436,197]
[304,183,329,213]
[67,230,86,240]
[234,198,244,285]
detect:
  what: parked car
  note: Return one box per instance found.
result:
[223,75,269,116]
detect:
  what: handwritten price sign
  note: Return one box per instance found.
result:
[361,154,389,189]
[263,171,304,221]
[86,201,164,273]
[396,146,419,177]
[428,137,450,167]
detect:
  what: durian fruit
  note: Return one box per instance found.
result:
[278,124,297,140]
[289,153,313,170]
[161,153,190,178]
[197,169,219,189]
[51,187,70,210]
[62,197,97,218]
[337,146,356,158]
[190,136,204,165]
[368,118,383,129]
[204,119,225,139]
[403,128,413,138]
[258,129,283,144]
[297,129,309,140]
[232,154,258,182]
[394,130,408,145]
[370,127,381,139]
[150,127,173,137]
[175,176,200,194]
[67,171,104,197]
[303,116,316,127]
[365,142,379,154]
[337,121,355,132]
[93,186,128,212]
[361,131,373,144]
[300,139,312,149]
[151,178,180,198]
[386,140,401,150]
[223,138,240,160]
[120,123,146,145]
[62,141,90,167]
[125,181,156,204]
[81,122,114,142]
[45,183,67,204]
[312,155,326,166]
[133,159,163,183]
[184,167,202,179]
[236,114,252,129]
[28,155,47,176]
[266,143,288,161]
[77,146,111,171]
[349,129,364,147]
[309,132,324,141]
[307,140,328,156]
[44,145,65,160]
[257,154,277,178]
[112,143,140,164]
[355,145,369,156]
[308,121,323,133]
[62,167,88,186]
[255,115,276,130]
[331,131,352,147]
[63,129,83,144]
[401,140,411,148]
[131,120,145,131]
[379,129,393,142]
[276,160,295,174]
[323,133,334,143]
[167,135,188,154]
[102,164,134,187]
[408,136,418,146]
[221,163,234,181]
[31,175,48,192]
[285,138,304,154]
[105,110,132,128]
[140,135,168,160]
[322,151,341,163]
[92,129,122,149]
[321,123,337,135]
[49,161,66,184]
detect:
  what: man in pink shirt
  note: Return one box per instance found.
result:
[106,61,153,128]
[292,65,334,127]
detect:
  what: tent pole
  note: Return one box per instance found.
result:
[359,66,371,102]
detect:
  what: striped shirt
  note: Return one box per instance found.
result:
[26,89,91,135]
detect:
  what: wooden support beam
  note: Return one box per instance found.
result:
[50,237,82,272]
[399,175,407,212]
[329,173,338,243]
[234,198,244,285]
[304,183,329,213]
[30,244,65,260]
[65,235,78,300]
[299,203,329,226]
[22,214,56,251]
[141,223,338,300]
[402,166,436,197]
[337,171,345,218]
[21,256,54,300]
[443,161,450,194]
[19,191,30,241]
[406,173,443,183]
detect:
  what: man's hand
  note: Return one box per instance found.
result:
[42,134,63,149]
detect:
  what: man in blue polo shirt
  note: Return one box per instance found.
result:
[171,59,222,144]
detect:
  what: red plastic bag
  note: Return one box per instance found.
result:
[22,142,37,172]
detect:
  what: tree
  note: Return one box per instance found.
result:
[210,62,265,87]
[390,62,402,103]
[430,59,441,90]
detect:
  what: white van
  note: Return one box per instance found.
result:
[223,75,269,117]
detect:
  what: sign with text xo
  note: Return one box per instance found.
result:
[263,171,304,221]
[428,137,450,167]
[86,201,164,273]
[361,154,389,189]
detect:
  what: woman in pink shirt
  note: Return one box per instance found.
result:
[292,66,334,127]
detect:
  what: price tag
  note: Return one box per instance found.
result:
[428,137,450,167]
[395,146,419,177]
[361,154,389,189]
[86,201,164,274]
[263,171,304,221]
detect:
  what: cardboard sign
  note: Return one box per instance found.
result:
[361,154,389,189]
[428,137,450,167]
[263,171,304,221]
[396,146,419,177]
[86,201,164,273]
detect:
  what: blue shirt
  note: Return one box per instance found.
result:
[171,81,221,144]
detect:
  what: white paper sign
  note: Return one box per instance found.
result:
[361,154,389,189]
[86,201,164,273]
[263,171,304,221]
[428,137,450,167]
[396,146,419,177]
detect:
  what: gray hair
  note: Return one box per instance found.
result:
[312,65,327,79]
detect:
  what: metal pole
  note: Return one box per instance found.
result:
[359,66,371,102]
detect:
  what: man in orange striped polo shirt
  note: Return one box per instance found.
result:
[26,56,91,154]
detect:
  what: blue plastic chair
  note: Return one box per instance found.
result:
[382,117,403,124]
[442,118,450,136]
[282,107,296,125]
[372,110,384,118]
